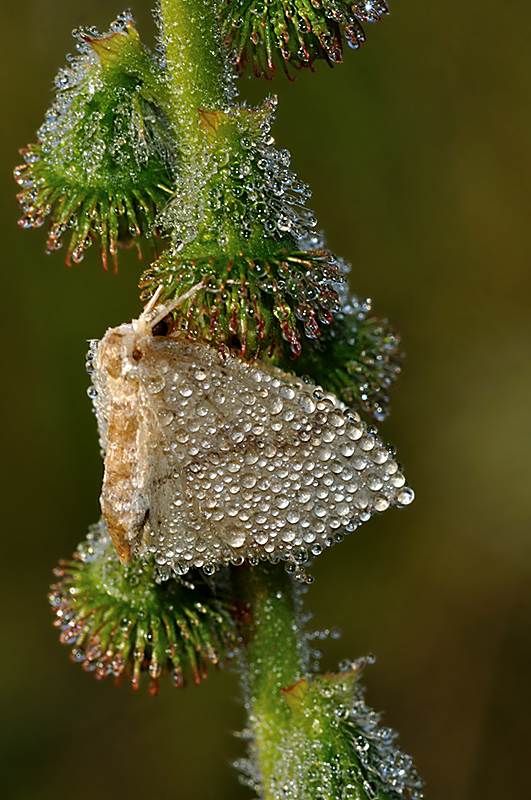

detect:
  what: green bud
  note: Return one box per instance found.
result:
[142,98,343,357]
[286,293,403,421]
[140,244,340,358]
[158,98,318,255]
[15,12,175,270]
[240,658,424,799]
[49,520,237,693]
[221,1,389,78]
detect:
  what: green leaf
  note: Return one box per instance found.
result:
[15,12,175,270]
[49,519,237,693]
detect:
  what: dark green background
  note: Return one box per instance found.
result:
[1,2,530,798]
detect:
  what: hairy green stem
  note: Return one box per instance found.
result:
[158,0,227,149]
[156,3,309,786]
[233,564,307,795]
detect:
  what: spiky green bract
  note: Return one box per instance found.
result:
[49,520,236,694]
[284,294,403,422]
[15,12,175,271]
[221,0,389,78]
[266,664,424,800]
[140,244,340,357]
[141,100,342,356]
[243,662,425,799]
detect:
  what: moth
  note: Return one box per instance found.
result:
[89,290,413,578]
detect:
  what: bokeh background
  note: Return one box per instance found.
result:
[1,2,530,798]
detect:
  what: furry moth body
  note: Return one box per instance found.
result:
[90,303,414,578]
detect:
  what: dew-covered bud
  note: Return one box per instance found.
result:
[49,520,236,693]
[221,1,389,78]
[288,288,404,422]
[238,658,424,799]
[140,245,341,357]
[156,98,319,260]
[15,12,175,270]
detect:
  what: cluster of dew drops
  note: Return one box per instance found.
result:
[161,96,319,260]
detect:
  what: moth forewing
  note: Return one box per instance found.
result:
[94,324,158,564]
[100,381,149,564]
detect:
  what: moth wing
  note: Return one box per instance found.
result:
[134,336,410,574]
[99,384,154,564]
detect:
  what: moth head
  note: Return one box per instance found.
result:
[98,282,204,377]
[97,323,146,378]
[150,313,175,337]
[96,328,128,378]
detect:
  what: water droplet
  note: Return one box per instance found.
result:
[397,487,415,505]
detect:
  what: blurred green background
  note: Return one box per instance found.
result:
[1,2,530,798]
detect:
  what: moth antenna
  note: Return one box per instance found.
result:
[142,284,165,315]
[147,282,205,330]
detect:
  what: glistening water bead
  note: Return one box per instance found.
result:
[90,300,413,579]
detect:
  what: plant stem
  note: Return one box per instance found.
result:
[156,2,310,789]
[233,564,307,796]
[158,0,227,149]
